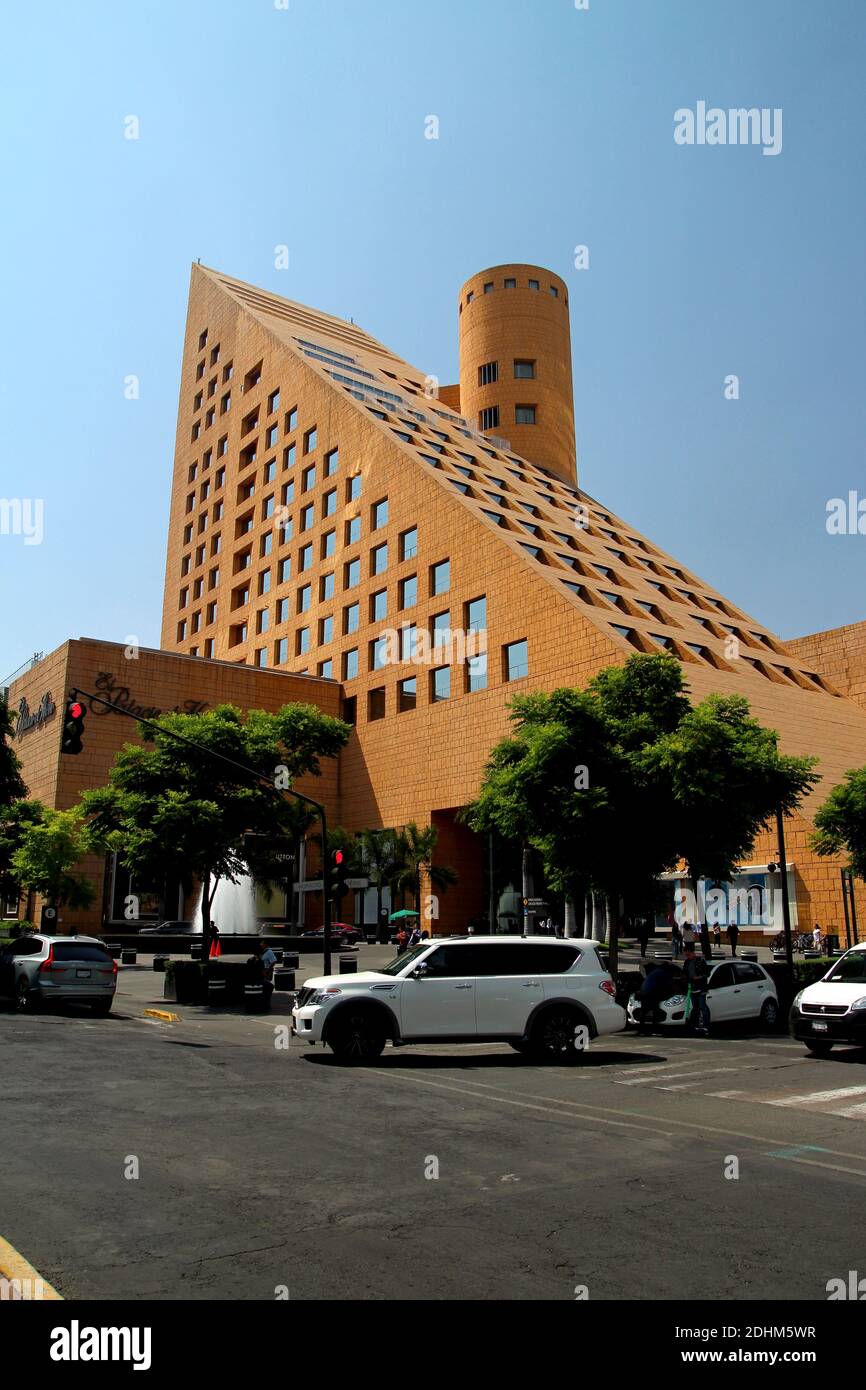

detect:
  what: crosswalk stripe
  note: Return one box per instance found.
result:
[829,1101,866,1119]
[766,1085,866,1109]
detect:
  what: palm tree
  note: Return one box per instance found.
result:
[358,827,401,932]
[394,822,458,923]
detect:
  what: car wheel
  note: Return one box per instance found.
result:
[804,1039,833,1056]
[15,978,34,1013]
[527,1007,586,1063]
[91,999,113,1017]
[328,1010,386,1064]
[760,998,779,1030]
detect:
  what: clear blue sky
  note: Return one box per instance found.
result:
[2,0,865,683]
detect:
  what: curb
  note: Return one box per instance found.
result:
[0,1236,63,1300]
[144,1008,181,1023]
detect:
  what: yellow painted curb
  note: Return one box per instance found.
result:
[144,1008,180,1023]
[0,1236,63,1300]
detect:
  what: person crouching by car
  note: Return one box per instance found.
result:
[248,941,276,1002]
[682,946,710,1035]
[638,963,672,1035]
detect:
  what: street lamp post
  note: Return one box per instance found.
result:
[775,807,795,977]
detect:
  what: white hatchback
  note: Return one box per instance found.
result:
[627,959,780,1030]
[292,935,626,1063]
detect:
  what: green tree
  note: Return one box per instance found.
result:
[393,822,458,924]
[82,703,349,950]
[11,805,96,911]
[812,767,866,880]
[0,699,27,808]
[0,799,45,908]
[359,828,402,932]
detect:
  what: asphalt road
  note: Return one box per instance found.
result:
[2,952,866,1301]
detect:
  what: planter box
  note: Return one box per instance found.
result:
[166,961,208,1005]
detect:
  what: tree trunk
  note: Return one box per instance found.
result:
[563,897,578,937]
[200,868,212,959]
[608,895,620,974]
[522,845,535,936]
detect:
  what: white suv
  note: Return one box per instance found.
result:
[291,935,626,1063]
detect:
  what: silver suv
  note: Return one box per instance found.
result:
[292,935,626,1063]
[0,934,117,1015]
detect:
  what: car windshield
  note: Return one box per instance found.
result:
[378,943,431,977]
[825,951,866,984]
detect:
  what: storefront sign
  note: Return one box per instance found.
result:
[88,671,209,721]
[15,692,56,737]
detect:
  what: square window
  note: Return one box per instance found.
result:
[370,588,387,622]
[372,497,389,529]
[243,362,262,392]
[346,515,361,545]
[430,666,450,702]
[515,404,537,425]
[430,559,450,595]
[371,542,388,576]
[400,526,418,561]
[504,638,529,681]
[399,574,417,609]
[344,601,360,634]
[398,677,417,712]
[343,648,359,680]
[368,687,386,721]
[504,277,516,289]
[304,426,318,454]
[484,281,494,294]
[528,278,539,291]
[514,360,536,379]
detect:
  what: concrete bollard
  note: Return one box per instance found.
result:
[208,978,227,1005]
[274,969,295,991]
[121,949,137,965]
[282,952,299,970]
[108,943,122,960]
[339,955,358,975]
[153,955,168,972]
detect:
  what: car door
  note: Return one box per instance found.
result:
[706,963,739,1021]
[398,944,478,1038]
[732,962,770,1019]
[0,937,41,996]
[473,943,545,1036]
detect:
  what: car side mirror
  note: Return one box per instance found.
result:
[411,964,429,979]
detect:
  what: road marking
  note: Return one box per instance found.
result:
[0,1236,62,1300]
[766,1085,866,1108]
[616,1057,762,1086]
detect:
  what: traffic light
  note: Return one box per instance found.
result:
[61,699,86,755]
[333,849,344,866]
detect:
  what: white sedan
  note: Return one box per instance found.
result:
[627,960,780,1030]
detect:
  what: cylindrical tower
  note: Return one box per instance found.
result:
[458,263,576,485]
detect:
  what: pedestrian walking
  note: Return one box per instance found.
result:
[682,946,711,1035]
[727,921,739,958]
[671,921,682,959]
[681,922,696,952]
[812,923,823,953]
[713,923,721,950]
[636,918,650,957]
[209,922,221,959]
[699,922,712,962]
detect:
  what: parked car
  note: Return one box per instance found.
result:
[0,934,118,1015]
[626,959,779,1030]
[790,944,866,1055]
[300,923,364,945]
[292,935,626,1063]
[139,920,195,936]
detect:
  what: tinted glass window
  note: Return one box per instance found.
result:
[8,937,42,956]
[734,963,763,983]
[709,964,735,989]
[53,944,112,962]
[469,944,580,975]
[826,951,866,984]
[421,946,477,978]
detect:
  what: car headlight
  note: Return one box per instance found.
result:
[850,997,866,1010]
[310,988,342,1005]
[792,989,805,1008]
[664,995,685,1007]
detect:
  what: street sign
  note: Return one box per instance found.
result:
[346,878,369,889]
[523,897,547,908]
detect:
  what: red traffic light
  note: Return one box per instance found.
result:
[69,702,84,720]
[333,850,344,865]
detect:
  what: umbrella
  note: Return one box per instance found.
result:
[389,909,419,921]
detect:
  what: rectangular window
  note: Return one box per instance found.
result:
[243,362,262,392]
[398,677,417,712]
[504,277,517,288]
[399,526,418,561]
[343,647,359,680]
[265,423,279,449]
[370,588,387,622]
[399,574,417,609]
[280,516,294,542]
[318,659,333,679]
[504,638,529,681]
[515,405,537,424]
[303,464,316,491]
[284,442,296,470]
[258,570,272,596]
[257,608,270,634]
[299,543,313,571]
[282,479,295,506]
[264,459,276,483]
[324,447,339,476]
[275,636,288,664]
[528,278,540,291]
[220,392,231,415]
[370,636,389,671]
[206,601,217,624]
[268,389,280,414]
[371,542,388,575]
[205,407,215,429]
[478,361,498,386]
[301,503,315,531]
[323,488,337,516]
[346,516,361,545]
[285,406,298,433]
[467,652,487,693]
[217,437,228,460]
[347,474,362,502]
[430,559,450,596]
[262,495,275,520]
[400,624,418,662]
[431,610,450,648]
[321,529,336,558]
[298,584,311,613]
[222,362,233,383]
[479,406,500,431]
[430,666,450,702]
[344,601,360,634]
[345,558,361,588]
[368,687,386,721]
[260,532,273,557]
[255,648,268,668]
[296,627,310,655]
[320,572,335,601]
[276,597,290,624]
[278,557,291,584]
[319,615,334,645]
[466,595,487,632]
[304,426,317,454]
[372,498,389,529]
[514,359,536,379]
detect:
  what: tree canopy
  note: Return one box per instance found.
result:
[812,767,866,880]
